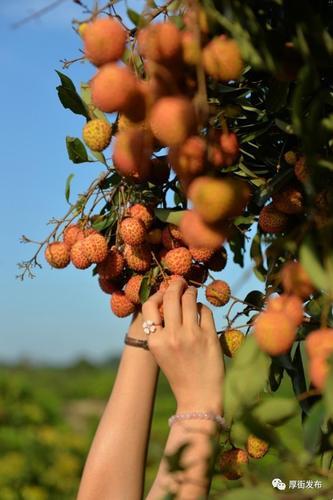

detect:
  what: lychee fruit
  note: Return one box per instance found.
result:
[308,356,330,391]
[128,204,154,229]
[147,228,162,245]
[138,22,182,63]
[96,247,124,279]
[266,294,304,326]
[189,246,215,263]
[149,96,196,147]
[220,329,245,357]
[305,328,333,360]
[294,156,309,183]
[180,210,228,250]
[164,247,192,276]
[83,233,108,263]
[246,435,269,459]
[124,244,152,272]
[169,136,206,177]
[205,280,231,307]
[281,261,314,299]
[182,31,201,66]
[70,240,92,269]
[272,185,304,215]
[185,263,208,287]
[63,224,85,248]
[124,275,144,305]
[98,277,118,294]
[207,247,228,271]
[90,64,140,114]
[253,311,297,356]
[83,17,127,66]
[111,290,136,318]
[258,204,289,233]
[45,242,70,269]
[220,132,240,166]
[82,119,112,152]
[119,217,147,246]
[219,448,248,480]
[162,224,184,250]
[284,151,297,165]
[112,128,152,182]
[188,176,251,223]
[203,37,243,81]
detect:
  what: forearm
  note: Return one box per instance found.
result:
[147,406,222,499]
[77,315,159,500]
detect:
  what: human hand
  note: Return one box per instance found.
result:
[142,278,224,414]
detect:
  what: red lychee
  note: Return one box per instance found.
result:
[128,204,154,229]
[111,290,136,317]
[83,233,108,263]
[119,217,147,246]
[168,136,206,177]
[112,128,152,182]
[90,64,140,114]
[266,294,304,326]
[164,247,192,276]
[258,204,289,233]
[281,261,315,299]
[124,275,144,305]
[207,247,228,271]
[188,176,251,223]
[203,37,243,81]
[149,96,196,147]
[138,22,182,63]
[272,185,304,215]
[189,246,214,263]
[45,242,70,269]
[83,17,127,66]
[124,244,152,272]
[253,311,297,356]
[98,277,118,295]
[294,156,309,183]
[219,448,248,480]
[205,280,231,307]
[180,210,228,250]
[70,240,91,269]
[147,228,162,245]
[96,247,124,279]
[305,328,333,360]
[63,224,85,248]
[220,132,240,166]
[162,224,184,250]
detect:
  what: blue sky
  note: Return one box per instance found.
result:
[1,0,262,364]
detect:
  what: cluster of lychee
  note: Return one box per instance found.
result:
[44,203,232,318]
[77,15,254,252]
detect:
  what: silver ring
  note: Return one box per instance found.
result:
[143,320,161,335]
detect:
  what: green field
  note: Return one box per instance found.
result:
[0,359,307,499]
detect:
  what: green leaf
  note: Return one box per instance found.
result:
[56,71,89,119]
[222,487,276,500]
[304,400,326,455]
[139,276,152,304]
[91,213,116,231]
[300,235,329,293]
[66,137,89,164]
[250,232,267,282]
[228,229,245,267]
[252,398,298,426]
[65,173,74,203]
[154,208,186,225]
[324,357,333,418]
[244,290,265,308]
[224,336,270,425]
[80,83,108,122]
[127,8,141,26]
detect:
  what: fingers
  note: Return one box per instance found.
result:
[198,303,216,333]
[142,290,164,328]
[182,286,199,327]
[163,277,187,328]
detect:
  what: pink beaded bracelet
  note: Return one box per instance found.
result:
[168,412,227,429]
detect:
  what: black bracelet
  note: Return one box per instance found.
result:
[124,334,149,351]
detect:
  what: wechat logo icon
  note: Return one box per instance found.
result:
[272,478,286,490]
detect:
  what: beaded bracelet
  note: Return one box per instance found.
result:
[124,334,149,351]
[168,412,226,429]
